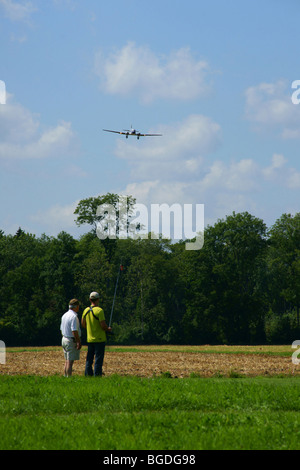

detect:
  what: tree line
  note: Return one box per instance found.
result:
[0,194,299,346]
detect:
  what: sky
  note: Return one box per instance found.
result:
[0,0,299,240]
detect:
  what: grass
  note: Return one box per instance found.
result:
[0,374,300,450]
[6,344,293,356]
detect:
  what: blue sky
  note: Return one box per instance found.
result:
[0,0,299,238]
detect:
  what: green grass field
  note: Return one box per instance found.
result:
[0,374,300,450]
[5,344,294,355]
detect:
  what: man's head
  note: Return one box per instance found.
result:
[69,299,80,312]
[90,291,100,305]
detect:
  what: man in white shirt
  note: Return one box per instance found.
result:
[60,299,82,377]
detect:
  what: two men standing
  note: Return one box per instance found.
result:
[60,292,112,377]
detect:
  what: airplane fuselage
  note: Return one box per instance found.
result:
[126,129,139,138]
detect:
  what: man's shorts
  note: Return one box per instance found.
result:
[62,337,80,361]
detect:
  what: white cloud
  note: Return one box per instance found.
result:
[287,171,300,189]
[121,157,260,211]
[201,159,259,192]
[123,181,161,204]
[0,97,76,159]
[52,0,76,11]
[262,153,287,180]
[31,200,80,235]
[95,42,211,103]
[10,33,28,43]
[64,164,88,179]
[0,0,36,22]
[201,154,300,196]
[113,116,285,222]
[123,180,189,207]
[117,151,299,233]
[114,114,222,181]
[245,80,300,138]
[261,153,300,189]
[35,153,297,238]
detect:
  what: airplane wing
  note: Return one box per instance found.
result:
[138,133,163,137]
[103,129,128,135]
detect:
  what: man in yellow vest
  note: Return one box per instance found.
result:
[81,291,112,376]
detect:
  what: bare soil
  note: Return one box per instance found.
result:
[0,346,299,378]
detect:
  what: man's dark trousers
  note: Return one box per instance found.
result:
[85,342,106,376]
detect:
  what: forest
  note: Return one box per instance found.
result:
[0,193,299,347]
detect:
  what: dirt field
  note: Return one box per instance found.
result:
[0,345,299,377]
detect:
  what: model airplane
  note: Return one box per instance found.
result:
[103,126,162,140]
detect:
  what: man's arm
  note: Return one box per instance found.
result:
[72,330,82,349]
[100,320,112,333]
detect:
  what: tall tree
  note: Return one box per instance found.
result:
[267,213,300,329]
[181,212,268,344]
[74,193,137,235]
[74,193,137,260]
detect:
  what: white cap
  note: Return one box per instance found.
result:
[90,291,100,300]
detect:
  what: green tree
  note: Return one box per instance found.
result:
[0,232,45,344]
[34,232,78,345]
[265,213,300,342]
[74,193,137,234]
[112,237,182,344]
[181,212,268,344]
[75,235,111,309]
[74,193,137,260]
